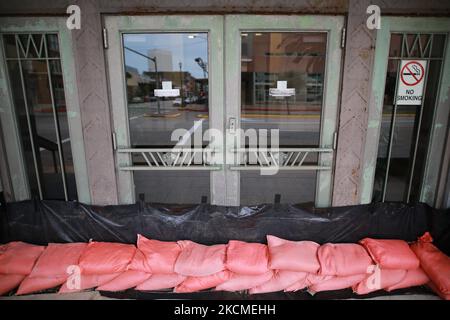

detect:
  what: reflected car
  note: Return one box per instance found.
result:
[184,96,198,104]
[130,96,144,103]
[173,98,182,105]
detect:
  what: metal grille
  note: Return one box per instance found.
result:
[117,147,333,171]
[230,148,333,170]
[118,148,221,170]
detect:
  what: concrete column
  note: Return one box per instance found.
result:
[72,0,118,204]
[332,0,376,206]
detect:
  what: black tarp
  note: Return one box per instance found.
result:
[1,200,449,299]
[1,200,449,254]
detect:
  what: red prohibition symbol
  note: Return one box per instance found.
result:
[400,61,424,86]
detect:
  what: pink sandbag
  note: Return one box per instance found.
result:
[318,243,373,276]
[385,268,429,291]
[97,270,151,291]
[127,249,147,272]
[305,274,334,287]
[410,232,450,296]
[174,240,226,277]
[136,273,186,291]
[225,240,269,275]
[215,271,274,291]
[284,274,333,292]
[309,274,366,293]
[174,270,231,293]
[78,241,136,274]
[360,238,419,270]
[352,268,407,295]
[135,235,181,273]
[428,281,450,300]
[17,276,66,295]
[27,243,87,278]
[267,236,320,273]
[0,244,8,255]
[0,242,45,275]
[58,273,121,293]
[249,270,308,294]
[0,274,26,295]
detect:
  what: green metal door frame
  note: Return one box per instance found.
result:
[361,17,450,205]
[224,15,344,207]
[0,17,91,203]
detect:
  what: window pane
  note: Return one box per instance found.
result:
[373,33,447,203]
[389,33,402,57]
[46,34,60,58]
[241,32,326,146]
[21,60,66,199]
[240,32,327,205]
[3,34,77,200]
[2,34,17,58]
[122,33,210,204]
[6,60,40,196]
[49,60,77,199]
[431,34,446,58]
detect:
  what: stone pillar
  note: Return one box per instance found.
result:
[332,0,376,206]
[72,0,118,204]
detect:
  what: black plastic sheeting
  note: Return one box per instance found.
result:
[1,200,449,254]
[99,285,436,300]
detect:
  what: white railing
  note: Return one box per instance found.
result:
[229,148,333,170]
[117,147,333,171]
[117,148,221,170]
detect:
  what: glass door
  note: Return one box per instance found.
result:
[224,15,344,207]
[104,16,224,204]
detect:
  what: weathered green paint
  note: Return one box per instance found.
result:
[0,17,91,203]
[361,17,450,206]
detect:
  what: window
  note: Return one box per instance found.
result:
[2,33,77,200]
[239,32,327,205]
[373,33,447,202]
[122,33,210,203]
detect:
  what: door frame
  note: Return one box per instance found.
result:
[360,17,450,205]
[224,15,344,207]
[0,17,91,203]
[104,15,225,204]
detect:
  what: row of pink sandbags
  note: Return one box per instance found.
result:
[0,232,448,298]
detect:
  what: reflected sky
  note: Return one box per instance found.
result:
[123,33,208,79]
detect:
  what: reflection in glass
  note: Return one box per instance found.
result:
[241,32,326,147]
[122,33,210,203]
[240,32,327,205]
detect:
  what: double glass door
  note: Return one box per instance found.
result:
[105,15,344,206]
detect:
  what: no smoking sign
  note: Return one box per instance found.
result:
[396,60,427,105]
